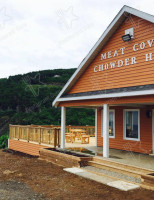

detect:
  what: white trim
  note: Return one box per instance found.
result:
[102,109,115,138]
[123,109,140,141]
[56,89,154,103]
[103,104,109,158]
[53,6,154,107]
[101,109,103,137]
[152,110,154,154]
[95,109,97,147]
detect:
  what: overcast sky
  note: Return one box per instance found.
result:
[0,0,153,78]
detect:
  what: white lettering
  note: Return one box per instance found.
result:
[113,50,118,57]
[133,43,138,51]
[94,66,98,72]
[110,62,116,68]
[101,53,106,60]
[104,64,108,70]
[140,42,145,49]
[108,51,112,58]
[147,39,154,48]
[131,57,137,64]
[118,60,123,67]
[145,53,152,61]
[120,47,125,55]
[125,58,129,66]
[99,65,104,71]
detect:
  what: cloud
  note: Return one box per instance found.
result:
[0,0,153,78]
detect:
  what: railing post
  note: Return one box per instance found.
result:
[54,128,57,148]
[39,127,41,144]
[58,128,60,147]
[17,126,20,140]
[86,125,88,135]
[19,127,21,140]
[42,128,44,143]
[48,129,50,144]
[9,125,11,139]
[68,125,71,132]
[27,126,29,142]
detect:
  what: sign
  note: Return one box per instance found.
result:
[94,39,154,72]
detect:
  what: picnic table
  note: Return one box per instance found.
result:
[65,129,90,144]
[70,129,86,140]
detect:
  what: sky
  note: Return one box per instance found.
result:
[0,0,153,78]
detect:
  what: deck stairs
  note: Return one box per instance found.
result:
[82,156,154,190]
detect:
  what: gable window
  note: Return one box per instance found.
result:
[102,109,115,138]
[124,109,140,141]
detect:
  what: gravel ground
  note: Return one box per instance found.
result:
[0,149,154,200]
[0,181,46,200]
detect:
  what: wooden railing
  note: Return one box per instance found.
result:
[31,125,95,136]
[9,125,61,147]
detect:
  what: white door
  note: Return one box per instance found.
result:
[152,110,154,154]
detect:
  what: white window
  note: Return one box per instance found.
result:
[102,109,115,138]
[109,110,115,138]
[123,109,140,141]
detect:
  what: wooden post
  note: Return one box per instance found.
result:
[9,125,11,139]
[42,128,44,143]
[49,129,50,144]
[54,128,57,148]
[57,129,60,147]
[86,125,88,135]
[68,125,71,132]
[39,128,41,144]
[27,126,30,142]
[17,126,20,140]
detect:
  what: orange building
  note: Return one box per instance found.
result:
[53,5,154,157]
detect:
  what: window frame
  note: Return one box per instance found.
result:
[101,109,115,138]
[123,109,140,141]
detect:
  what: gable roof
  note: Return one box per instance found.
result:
[53,5,154,107]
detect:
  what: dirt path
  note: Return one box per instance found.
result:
[0,150,154,200]
[0,181,45,200]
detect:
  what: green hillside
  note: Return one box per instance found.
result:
[0,68,95,136]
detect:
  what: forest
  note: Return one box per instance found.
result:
[0,68,95,136]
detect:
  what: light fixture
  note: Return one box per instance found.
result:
[122,34,132,42]
[122,27,134,42]
[146,110,152,118]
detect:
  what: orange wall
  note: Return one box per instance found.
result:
[68,15,154,94]
[97,107,153,154]
[9,139,47,156]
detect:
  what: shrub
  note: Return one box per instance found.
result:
[0,134,8,149]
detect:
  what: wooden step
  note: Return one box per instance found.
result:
[83,165,141,184]
[87,158,154,190]
[88,161,145,180]
[93,157,153,175]
[141,173,154,190]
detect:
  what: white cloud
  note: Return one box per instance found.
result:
[0,0,153,78]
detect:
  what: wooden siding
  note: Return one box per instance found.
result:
[9,139,47,156]
[68,15,154,94]
[97,107,153,154]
